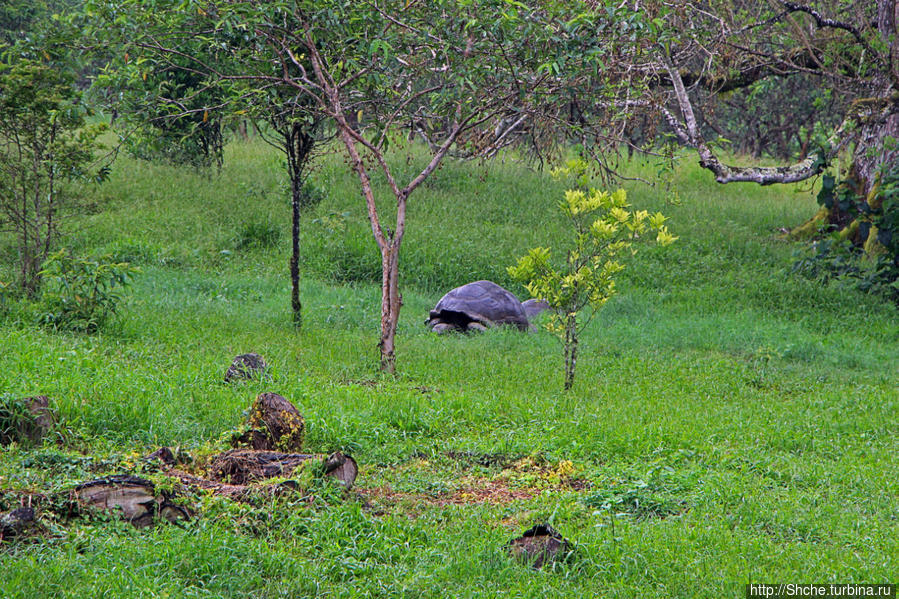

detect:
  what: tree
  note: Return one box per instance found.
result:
[240,80,327,329]
[90,0,628,373]
[509,159,675,391]
[645,1,897,212]
[611,1,899,296]
[0,59,105,296]
[86,3,326,326]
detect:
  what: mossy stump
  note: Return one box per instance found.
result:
[233,392,305,452]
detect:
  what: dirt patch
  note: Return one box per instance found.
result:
[360,474,584,510]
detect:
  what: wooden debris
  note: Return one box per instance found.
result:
[145,446,176,466]
[322,452,359,488]
[169,470,301,502]
[74,475,190,528]
[507,524,572,569]
[0,507,36,540]
[209,449,357,488]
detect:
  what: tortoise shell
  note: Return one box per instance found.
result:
[427,280,530,331]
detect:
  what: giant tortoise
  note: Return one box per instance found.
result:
[426,280,549,333]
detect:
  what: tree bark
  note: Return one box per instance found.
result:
[74,475,189,528]
[563,313,579,391]
[290,173,303,328]
[284,124,315,329]
[379,244,402,374]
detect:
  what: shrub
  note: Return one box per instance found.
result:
[794,165,899,302]
[509,159,676,390]
[36,250,138,333]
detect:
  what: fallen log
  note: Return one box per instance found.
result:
[209,450,357,488]
[74,475,190,528]
[168,470,300,502]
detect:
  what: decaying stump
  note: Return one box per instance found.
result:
[209,450,357,488]
[224,353,268,383]
[321,452,359,488]
[507,524,572,569]
[232,392,305,452]
[0,507,36,540]
[0,395,56,446]
[74,475,190,528]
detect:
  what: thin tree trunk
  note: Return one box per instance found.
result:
[290,175,302,328]
[379,244,401,374]
[563,313,578,391]
[283,124,315,329]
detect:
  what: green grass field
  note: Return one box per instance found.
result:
[1,137,897,598]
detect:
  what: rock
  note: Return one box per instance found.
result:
[507,524,572,569]
[233,392,305,452]
[224,353,268,383]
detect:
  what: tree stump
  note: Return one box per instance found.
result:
[0,507,36,540]
[232,392,305,452]
[0,395,56,446]
[507,524,572,569]
[74,475,189,528]
[224,353,268,383]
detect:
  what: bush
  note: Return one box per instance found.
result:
[36,250,138,333]
[508,159,675,391]
[794,166,899,302]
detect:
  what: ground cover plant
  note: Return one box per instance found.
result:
[0,137,897,598]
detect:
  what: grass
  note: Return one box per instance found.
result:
[0,137,897,598]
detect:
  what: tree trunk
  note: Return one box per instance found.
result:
[284,123,316,329]
[209,449,357,487]
[74,475,189,528]
[852,111,899,195]
[379,243,401,374]
[290,173,302,328]
[563,313,578,391]
[854,0,898,193]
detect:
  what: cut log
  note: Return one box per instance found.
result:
[0,507,36,540]
[232,392,305,452]
[507,524,572,569]
[74,475,189,528]
[209,449,357,488]
[323,452,359,488]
